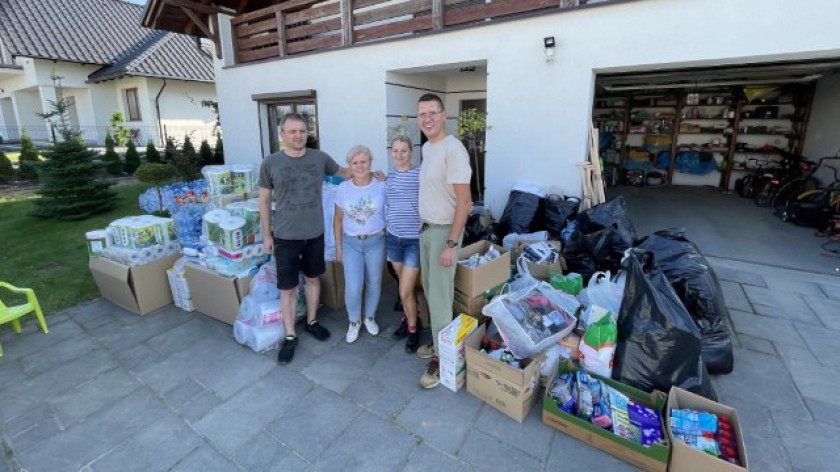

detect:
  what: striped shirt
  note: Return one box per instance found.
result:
[385,167,421,238]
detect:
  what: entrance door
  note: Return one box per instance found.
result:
[460,99,486,202]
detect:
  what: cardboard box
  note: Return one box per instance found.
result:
[320,261,346,311]
[667,387,749,472]
[437,314,479,392]
[512,241,566,281]
[184,262,254,325]
[542,363,670,472]
[645,136,673,148]
[89,254,179,316]
[167,267,194,312]
[465,324,544,422]
[628,150,650,162]
[452,283,503,320]
[455,241,511,298]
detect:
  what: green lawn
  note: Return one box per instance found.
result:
[0,183,152,315]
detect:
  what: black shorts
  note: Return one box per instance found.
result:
[273,234,326,290]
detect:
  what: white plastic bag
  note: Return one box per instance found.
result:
[482,281,579,358]
[250,264,279,301]
[577,271,623,327]
[502,230,548,250]
[539,344,563,386]
[233,295,284,353]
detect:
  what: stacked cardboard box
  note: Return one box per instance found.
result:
[454,241,510,317]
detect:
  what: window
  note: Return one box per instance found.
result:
[123,88,141,121]
[254,91,318,154]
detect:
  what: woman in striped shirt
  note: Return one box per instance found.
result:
[385,135,422,353]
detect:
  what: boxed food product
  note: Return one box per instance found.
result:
[438,314,479,392]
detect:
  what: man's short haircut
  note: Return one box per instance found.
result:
[280,112,306,131]
[418,93,444,110]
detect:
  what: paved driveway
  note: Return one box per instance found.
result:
[2,258,839,471]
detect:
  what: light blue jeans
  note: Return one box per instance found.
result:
[342,232,386,322]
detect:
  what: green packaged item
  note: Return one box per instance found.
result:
[551,272,583,295]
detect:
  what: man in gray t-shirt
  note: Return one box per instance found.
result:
[258,113,348,365]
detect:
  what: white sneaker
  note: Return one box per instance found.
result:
[364,317,380,336]
[346,322,361,343]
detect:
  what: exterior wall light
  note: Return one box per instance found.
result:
[544,36,556,62]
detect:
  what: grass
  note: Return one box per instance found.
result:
[0,183,152,315]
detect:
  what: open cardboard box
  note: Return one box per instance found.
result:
[320,261,346,311]
[542,362,670,472]
[89,254,179,316]
[465,324,544,422]
[512,240,566,281]
[667,387,749,472]
[455,241,511,298]
[184,262,254,325]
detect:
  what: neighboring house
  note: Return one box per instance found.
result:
[144,0,840,216]
[0,0,217,146]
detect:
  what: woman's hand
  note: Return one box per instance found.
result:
[336,246,343,263]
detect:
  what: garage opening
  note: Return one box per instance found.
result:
[591,60,840,274]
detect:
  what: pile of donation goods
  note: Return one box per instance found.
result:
[86,164,310,354]
[440,187,746,471]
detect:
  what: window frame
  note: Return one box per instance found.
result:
[254,91,318,155]
[123,88,142,122]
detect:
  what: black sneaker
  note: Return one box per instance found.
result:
[277,336,298,364]
[405,329,419,353]
[304,320,330,341]
[392,316,408,340]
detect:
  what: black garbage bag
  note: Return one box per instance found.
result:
[576,196,637,248]
[612,250,717,400]
[545,194,580,239]
[563,253,598,284]
[463,213,491,246]
[563,225,628,273]
[498,190,543,236]
[636,229,734,375]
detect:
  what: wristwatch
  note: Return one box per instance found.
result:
[446,239,457,248]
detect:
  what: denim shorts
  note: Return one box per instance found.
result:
[386,232,420,268]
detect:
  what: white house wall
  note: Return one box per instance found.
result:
[149,78,217,143]
[215,0,840,216]
[803,74,840,184]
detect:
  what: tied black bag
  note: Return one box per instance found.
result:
[576,195,637,248]
[636,229,734,375]
[612,250,716,400]
[498,190,543,236]
[544,194,580,239]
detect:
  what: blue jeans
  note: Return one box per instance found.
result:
[386,232,420,268]
[342,232,386,322]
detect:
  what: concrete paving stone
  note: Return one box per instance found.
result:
[3,403,53,437]
[772,409,840,472]
[802,295,840,331]
[0,320,85,361]
[716,398,793,472]
[458,430,542,472]
[403,444,474,472]
[544,426,639,471]
[818,282,840,301]
[312,412,417,471]
[292,327,342,357]
[49,368,142,426]
[15,388,169,471]
[763,275,829,298]
[194,345,277,400]
[786,358,840,410]
[9,414,63,456]
[714,349,807,415]
[137,337,241,394]
[113,342,164,372]
[169,446,240,472]
[0,358,27,393]
[0,349,118,422]
[177,390,222,423]
[752,302,824,326]
[739,333,777,356]
[342,375,411,420]
[300,353,367,393]
[367,342,429,396]
[474,403,553,460]
[234,432,311,472]
[281,339,320,374]
[194,367,313,455]
[267,388,360,462]
[720,280,753,313]
[163,378,206,409]
[95,308,192,351]
[729,309,805,346]
[64,299,124,330]
[773,342,821,371]
[744,285,805,310]
[146,317,222,357]
[793,324,840,370]
[88,412,204,472]
[20,334,99,377]
[805,397,840,430]
[713,265,767,287]
[396,385,483,455]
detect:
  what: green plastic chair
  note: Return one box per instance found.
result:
[0,282,49,357]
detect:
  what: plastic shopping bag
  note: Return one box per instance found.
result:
[249,263,279,301]
[482,281,579,358]
[578,271,624,328]
[550,272,583,296]
[233,295,285,353]
[578,306,617,377]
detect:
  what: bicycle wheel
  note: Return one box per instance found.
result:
[755,181,774,207]
[771,179,803,215]
[737,174,755,198]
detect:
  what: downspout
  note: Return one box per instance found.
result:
[155,79,167,145]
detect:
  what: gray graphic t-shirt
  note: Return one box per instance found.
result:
[258,149,340,240]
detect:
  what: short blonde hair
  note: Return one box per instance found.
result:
[345,145,373,164]
[390,135,413,152]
